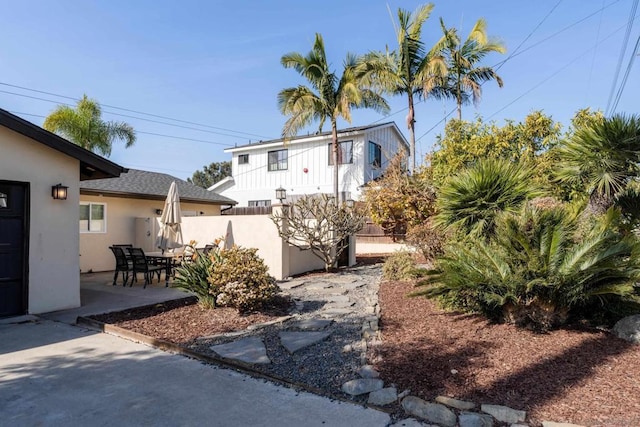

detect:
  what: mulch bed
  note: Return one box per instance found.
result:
[375,279,640,426]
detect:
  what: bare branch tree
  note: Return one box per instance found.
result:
[271,194,365,272]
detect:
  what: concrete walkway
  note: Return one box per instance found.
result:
[0,319,390,426]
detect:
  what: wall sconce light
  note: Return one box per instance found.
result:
[51,183,68,200]
[155,209,163,216]
[0,192,7,208]
[275,187,287,203]
[346,199,355,208]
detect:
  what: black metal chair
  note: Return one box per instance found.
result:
[202,244,215,255]
[109,246,133,286]
[126,247,164,288]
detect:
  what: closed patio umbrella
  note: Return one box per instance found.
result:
[156,181,183,253]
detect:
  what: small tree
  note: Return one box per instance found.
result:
[188,161,231,189]
[271,194,365,272]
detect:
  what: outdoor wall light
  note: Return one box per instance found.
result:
[346,199,355,208]
[155,209,163,215]
[275,187,286,203]
[51,183,68,200]
[0,192,7,208]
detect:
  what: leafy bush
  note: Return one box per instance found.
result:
[382,251,418,281]
[173,242,216,308]
[405,220,446,262]
[209,246,279,313]
[415,206,640,330]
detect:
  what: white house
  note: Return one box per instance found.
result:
[210,122,409,206]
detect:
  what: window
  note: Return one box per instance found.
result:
[238,154,249,164]
[268,149,288,171]
[328,140,353,165]
[369,141,382,168]
[248,200,272,207]
[80,202,106,233]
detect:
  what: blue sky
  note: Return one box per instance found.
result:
[0,1,638,180]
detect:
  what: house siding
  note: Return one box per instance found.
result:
[0,126,81,314]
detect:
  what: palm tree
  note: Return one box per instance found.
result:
[438,18,506,120]
[555,114,640,214]
[278,33,390,202]
[44,95,136,156]
[359,3,448,172]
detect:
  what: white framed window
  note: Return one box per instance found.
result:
[248,200,272,207]
[80,202,106,233]
[238,154,249,164]
[268,149,288,171]
[328,140,353,165]
[369,141,382,168]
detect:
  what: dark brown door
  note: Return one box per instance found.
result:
[0,181,28,317]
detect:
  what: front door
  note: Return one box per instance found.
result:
[0,181,28,317]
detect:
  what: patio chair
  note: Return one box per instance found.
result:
[109,246,133,286]
[202,244,215,255]
[127,247,164,288]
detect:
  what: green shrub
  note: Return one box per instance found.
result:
[382,251,418,281]
[209,246,279,313]
[415,206,640,330]
[173,243,216,309]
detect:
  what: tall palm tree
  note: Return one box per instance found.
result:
[278,33,390,203]
[44,95,136,156]
[438,18,506,120]
[555,114,640,214]
[359,3,448,172]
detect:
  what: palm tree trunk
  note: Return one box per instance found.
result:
[407,93,416,173]
[457,70,462,120]
[332,121,339,204]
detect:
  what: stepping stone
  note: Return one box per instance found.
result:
[341,282,366,291]
[326,275,359,284]
[481,404,526,424]
[278,279,306,290]
[210,337,270,364]
[325,301,354,310]
[304,287,346,296]
[368,387,397,406]
[320,308,352,317]
[279,331,331,353]
[291,318,332,331]
[305,282,334,290]
[325,295,350,303]
[341,378,384,395]
[388,418,427,427]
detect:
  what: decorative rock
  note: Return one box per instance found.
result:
[325,301,354,309]
[341,378,384,396]
[278,331,331,353]
[398,389,411,399]
[324,295,351,303]
[613,314,640,344]
[327,274,359,284]
[368,387,397,406]
[292,318,332,331]
[320,308,352,317]
[459,412,494,427]
[388,418,429,427]
[481,404,526,424]
[542,422,585,427]
[435,396,476,410]
[210,337,270,364]
[357,365,380,378]
[402,396,457,427]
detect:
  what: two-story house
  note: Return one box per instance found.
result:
[210,122,409,207]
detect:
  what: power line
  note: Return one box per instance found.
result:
[610,32,640,114]
[586,0,606,104]
[0,81,273,140]
[606,0,639,114]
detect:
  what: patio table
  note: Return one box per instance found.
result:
[145,251,179,287]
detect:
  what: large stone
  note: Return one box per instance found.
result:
[291,318,332,331]
[278,331,331,353]
[613,314,640,344]
[357,365,380,378]
[368,387,397,406]
[435,396,475,410]
[320,308,352,317]
[327,274,360,284]
[481,404,526,424]
[341,378,384,395]
[459,412,494,427]
[401,396,457,427]
[277,279,306,290]
[210,337,270,364]
[388,418,430,427]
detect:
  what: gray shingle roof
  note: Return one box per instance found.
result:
[80,169,236,205]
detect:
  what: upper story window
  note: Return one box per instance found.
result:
[369,141,382,168]
[268,149,288,171]
[328,140,353,165]
[238,154,249,164]
[248,200,272,207]
[80,202,106,233]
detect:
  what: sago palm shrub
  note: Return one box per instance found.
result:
[435,158,541,239]
[416,205,640,330]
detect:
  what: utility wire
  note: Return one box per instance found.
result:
[606,0,639,114]
[586,0,606,104]
[0,81,273,140]
[610,32,640,114]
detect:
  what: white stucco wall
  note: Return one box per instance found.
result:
[0,126,81,314]
[79,194,221,272]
